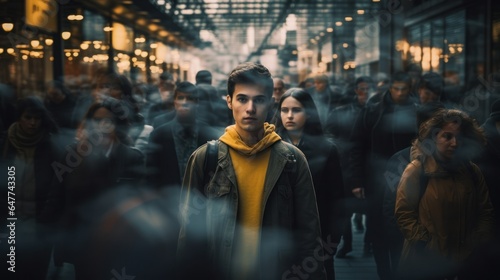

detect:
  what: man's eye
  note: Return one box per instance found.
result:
[237,97,247,102]
[254,97,266,104]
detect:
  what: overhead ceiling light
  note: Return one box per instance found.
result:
[45,38,53,46]
[345,17,353,22]
[30,40,40,48]
[335,21,343,26]
[62,32,71,40]
[2,23,14,32]
[326,27,334,32]
[357,10,365,15]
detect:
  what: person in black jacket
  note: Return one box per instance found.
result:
[349,71,418,280]
[381,102,445,279]
[275,88,345,280]
[53,98,144,280]
[325,76,373,257]
[477,99,500,235]
[0,96,61,280]
[146,81,222,191]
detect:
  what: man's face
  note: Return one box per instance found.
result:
[273,79,285,104]
[19,111,41,135]
[314,80,327,92]
[227,84,272,136]
[47,87,66,104]
[355,82,371,105]
[390,81,410,104]
[174,91,197,120]
[418,87,440,104]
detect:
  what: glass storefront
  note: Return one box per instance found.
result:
[406,11,466,87]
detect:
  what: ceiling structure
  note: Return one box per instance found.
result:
[144,0,385,59]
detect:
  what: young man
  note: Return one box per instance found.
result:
[177,62,326,280]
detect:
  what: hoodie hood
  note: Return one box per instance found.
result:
[219,123,281,156]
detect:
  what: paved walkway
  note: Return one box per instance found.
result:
[334,215,379,280]
[48,215,379,280]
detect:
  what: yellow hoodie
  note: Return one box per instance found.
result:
[219,123,281,277]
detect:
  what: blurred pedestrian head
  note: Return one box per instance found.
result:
[313,74,329,92]
[272,77,285,104]
[16,96,58,134]
[78,97,132,146]
[390,71,412,104]
[174,81,199,121]
[196,70,212,85]
[354,76,374,105]
[46,80,71,104]
[418,72,444,104]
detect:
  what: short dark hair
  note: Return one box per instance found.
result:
[174,81,198,101]
[391,71,412,86]
[355,76,373,87]
[227,62,273,98]
[196,70,212,84]
[418,72,444,97]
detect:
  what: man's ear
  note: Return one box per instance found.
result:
[226,95,232,110]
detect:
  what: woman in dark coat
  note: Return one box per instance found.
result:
[54,98,145,279]
[274,88,346,280]
[0,96,61,279]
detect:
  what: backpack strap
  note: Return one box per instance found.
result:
[202,140,219,190]
[280,141,299,185]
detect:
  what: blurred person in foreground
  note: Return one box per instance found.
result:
[146,81,221,191]
[274,88,345,279]
[349,71,418,279]
[0,96,61,280]
[177,62,326,280]
[53,98,144,279]
[325,76,374,258]
[395,109,494,279]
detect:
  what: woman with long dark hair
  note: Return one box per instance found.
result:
[274,88,346,280]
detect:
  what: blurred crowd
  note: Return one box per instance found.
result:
[0,63,499,280]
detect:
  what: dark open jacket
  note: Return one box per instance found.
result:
[177,140,326,280]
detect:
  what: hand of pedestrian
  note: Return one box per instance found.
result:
[352,187,365,199]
